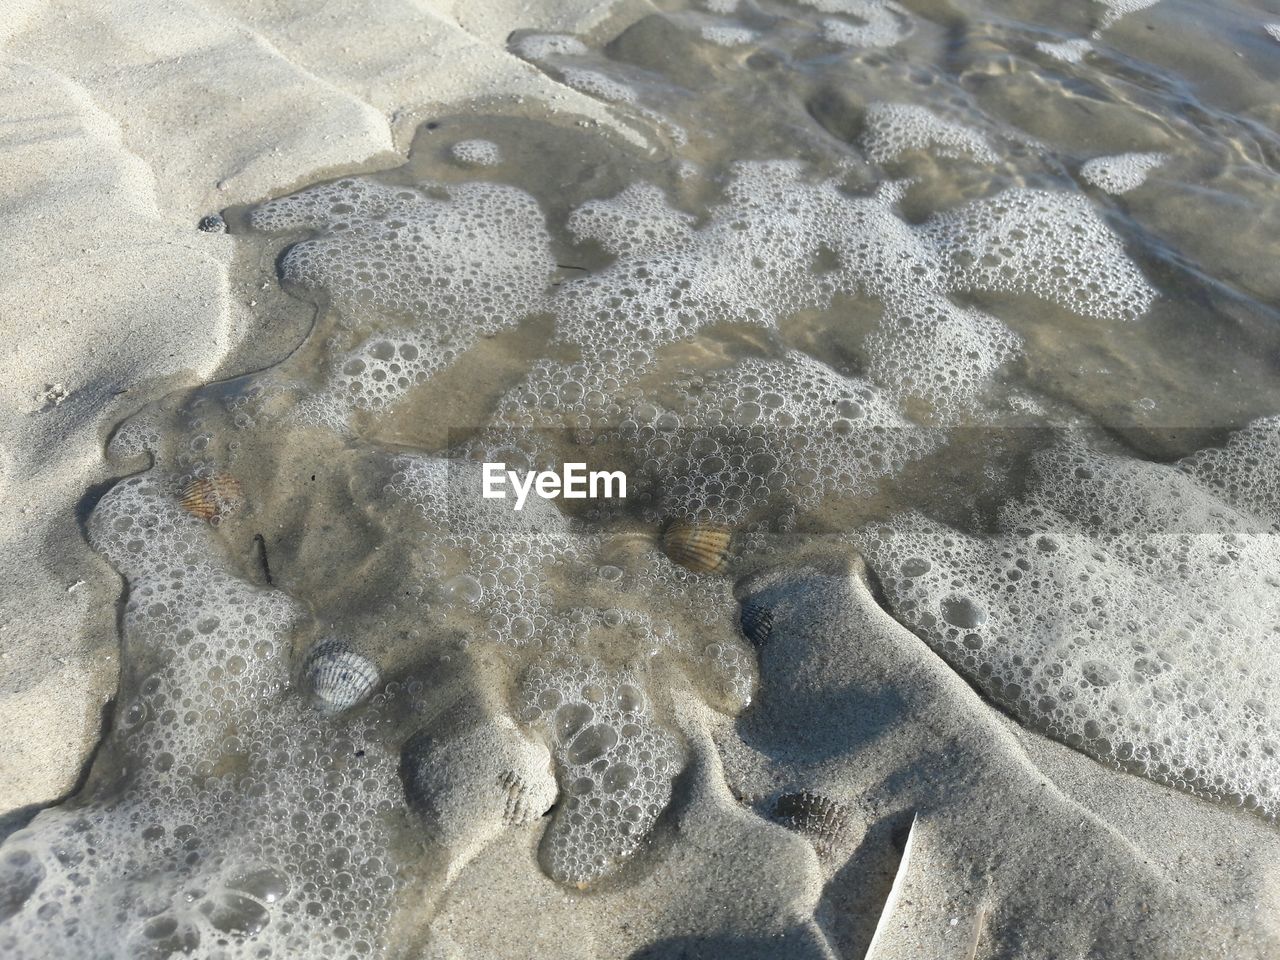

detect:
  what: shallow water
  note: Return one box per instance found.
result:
[3,0,1280,957]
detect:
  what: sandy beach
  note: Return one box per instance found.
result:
[2,0,1279,957]
[0,0,651,819]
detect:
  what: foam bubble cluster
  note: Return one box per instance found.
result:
[449,139,502,167]
[510,33,590,59]
[519,658,680,885]
[1094,0,1162,30]
[631,351,934,523]
[1080,152,1167,194]
[252,141,1153,447]
[387,455,587,646]
[561,68,637,103]
[548,167,1147,419]
[859,418,1280,815]
[701,25,757,46]
[865,298,1020,418]
[801,0,914,48]
[249,178,554,421]
[0,476,400,959]
[534,164,969,395]
[923,189,1156,321]
[861,103,998,164]
[384,450,754,720]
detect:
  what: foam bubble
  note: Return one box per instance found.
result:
[861,103,998,164]
[1094,0,1161,30]
[1080,152,1167,194]
[800,0,913,48]
[860,419,1280,815]
[561,67,637,103]
[701,25,757,46]
[249,178,554,423]
[540,162,946,384]
[1,473,401,958]
[511,33,590,59]
[633,351,937,523]
[449,138,502,167]
[387,454,594,646]
[923,188,1156,321]
[865,297,1021,419]
[519,657,680,885]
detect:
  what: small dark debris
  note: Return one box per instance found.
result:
[251,533,273,585]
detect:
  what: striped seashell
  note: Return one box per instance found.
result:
[661,520,732,574]
[399,720,556,849]
[498,769,552,826]
[738,599,774,647]
[179,473,244,524]
[302,638,380,715]
[773,791,852,858]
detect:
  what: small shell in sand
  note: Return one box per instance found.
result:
[773,791,852,858]
[400,716,557,874]
[197,213,226,233]
[498,769,552,826]
[179,474,244,524]
[738,599,774,647]
[662,520,731,574]
[302,639,380,715]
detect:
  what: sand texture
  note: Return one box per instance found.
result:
[0,0,649,815]
[2,0,1279,957]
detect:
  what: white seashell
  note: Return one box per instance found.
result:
[302,639,380,715]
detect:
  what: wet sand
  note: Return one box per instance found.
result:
[3,1,1280,958]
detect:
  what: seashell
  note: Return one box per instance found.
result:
[773,791,851,858]
[498,769,551,826]
[301,638,380,715]
[399,715,557,869]
[661,520,731,574]
[738,599,774,647]
[179,474,244,524]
